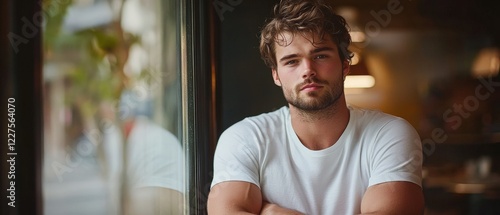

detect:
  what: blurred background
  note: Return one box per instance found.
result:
[1,0,499,214]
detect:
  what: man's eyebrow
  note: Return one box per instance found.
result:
[279,54,298,63]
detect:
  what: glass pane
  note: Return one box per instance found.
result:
[42,0,185,214]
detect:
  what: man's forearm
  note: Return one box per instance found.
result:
[260,202,305,215]
[207,206,260,215]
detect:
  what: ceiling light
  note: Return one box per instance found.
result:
[344,75,375,89]
[350,31,366,43]
[472,48,499,77]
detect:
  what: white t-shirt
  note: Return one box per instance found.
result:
[211,106,422,215]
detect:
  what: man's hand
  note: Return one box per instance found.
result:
[261,201,305,215]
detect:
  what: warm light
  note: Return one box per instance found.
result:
[350,31,366,43]
[472,48,500,77]
[344,75,375,88]
[351,52,360,65]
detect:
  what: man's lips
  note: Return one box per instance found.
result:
[300,83,323,91]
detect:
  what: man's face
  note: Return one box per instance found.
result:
[272,32,349,112]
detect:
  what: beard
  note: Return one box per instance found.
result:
[283,76,344,112]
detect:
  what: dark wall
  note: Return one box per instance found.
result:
[216,0,286,132]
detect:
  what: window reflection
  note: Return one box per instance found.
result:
[42,0,184,214]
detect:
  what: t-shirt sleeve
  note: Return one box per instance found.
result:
[368,118,423,187]
[211,120,261,188]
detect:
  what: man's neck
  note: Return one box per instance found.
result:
[289,99,350,150]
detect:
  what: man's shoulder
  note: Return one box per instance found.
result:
[221,106,289,138]
[230,106,288,128]
[348,105,416,135]
[246,106,289,123]
[349,105,405,124]
[349,105,418,138]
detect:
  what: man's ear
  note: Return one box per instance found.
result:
[272,68,282,87]
[342,60,350,80]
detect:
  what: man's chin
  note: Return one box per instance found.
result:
[291,101,332,112]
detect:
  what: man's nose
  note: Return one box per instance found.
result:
[301,59,316,79]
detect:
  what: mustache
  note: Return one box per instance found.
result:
[296,77,329,90]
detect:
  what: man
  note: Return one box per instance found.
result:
[208,0,424,214]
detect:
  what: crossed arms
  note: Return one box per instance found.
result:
[207,180,424,215]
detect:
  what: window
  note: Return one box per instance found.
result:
[42,0,191,214]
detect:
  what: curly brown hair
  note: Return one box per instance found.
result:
[259,0,353,69]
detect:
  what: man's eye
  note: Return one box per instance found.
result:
[315,55,327,59]
[285,60,297,65]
